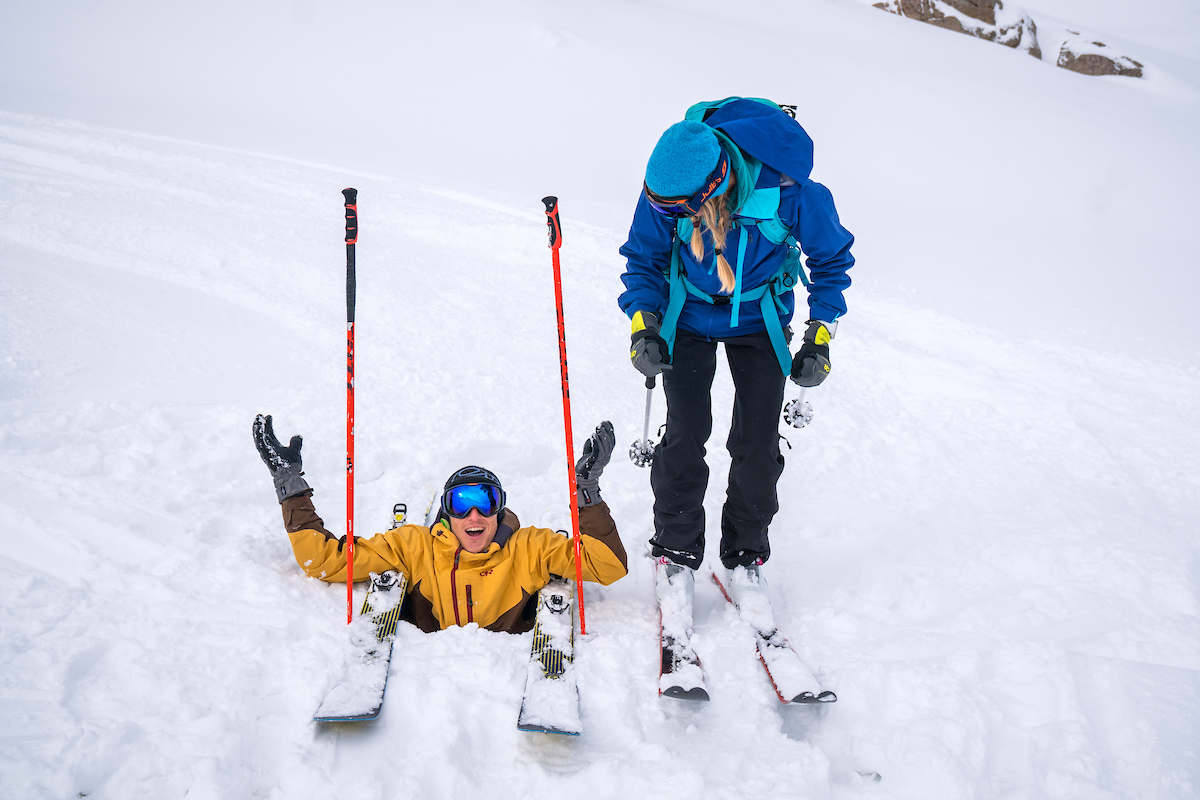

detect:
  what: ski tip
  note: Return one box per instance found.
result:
[661,685,711,702]
[517,723,582,736]
[313,711,382,723]
[790,690,837,704]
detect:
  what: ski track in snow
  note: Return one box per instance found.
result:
[2,55,1200,800]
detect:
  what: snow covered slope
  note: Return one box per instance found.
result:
[5,0,1200,357]
[2,0,1199,798]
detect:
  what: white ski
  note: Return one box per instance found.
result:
[313,570,408,722]
[711,570,836,704]
[657,559,709,701]
[517,576,582,735]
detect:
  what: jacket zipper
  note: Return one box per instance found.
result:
[450,547,462,626]
[465,584,474,624]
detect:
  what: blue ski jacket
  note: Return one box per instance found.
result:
[618,109,854,342]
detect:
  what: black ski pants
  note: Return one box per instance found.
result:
[649,328,786,570]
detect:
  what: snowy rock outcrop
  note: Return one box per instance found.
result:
[871,0,1145,78]
[872,0,1041,59]
[1056,33,1144,78]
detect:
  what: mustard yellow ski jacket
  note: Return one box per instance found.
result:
[281,493,627,634]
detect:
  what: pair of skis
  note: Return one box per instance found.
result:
[313,542,830,728]
[313,568,583,735]
[659,569,837,705]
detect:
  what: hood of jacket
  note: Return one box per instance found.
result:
[705,99,814,189]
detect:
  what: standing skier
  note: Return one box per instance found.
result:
[618,98,854,679]
[252,415,627,633]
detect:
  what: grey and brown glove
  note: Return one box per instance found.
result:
[630,311,672,378]
[790,320,834,387]
[575,421,615,507]
[252,414,311,503]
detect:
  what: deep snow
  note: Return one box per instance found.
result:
[2,1,1199,798]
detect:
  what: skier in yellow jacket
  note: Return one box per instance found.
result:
[252,414,628,634]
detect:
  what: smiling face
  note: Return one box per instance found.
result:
[448,507,499,553]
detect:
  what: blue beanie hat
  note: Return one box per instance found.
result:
[645,121,730,199]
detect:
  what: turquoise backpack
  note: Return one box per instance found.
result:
[658,97,811,376]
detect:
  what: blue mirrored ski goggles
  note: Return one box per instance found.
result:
[442,483,505,518]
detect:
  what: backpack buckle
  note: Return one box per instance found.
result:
[712,295,731,306]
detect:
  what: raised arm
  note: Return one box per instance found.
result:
[528,421,629,586]
[253,413,410,582]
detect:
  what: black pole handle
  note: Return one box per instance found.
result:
[343,188,357,323]
[645,376,655,390]
[343,188,358,244]
[542,195,562,250]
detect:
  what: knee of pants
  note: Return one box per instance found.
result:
[665,426,711,453]
[726,430,784,461]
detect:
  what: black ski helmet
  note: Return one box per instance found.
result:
[441,465,506,514]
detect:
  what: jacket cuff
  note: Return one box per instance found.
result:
[578,501,628,571]
[281,492,335,538]
[807,301,842,326]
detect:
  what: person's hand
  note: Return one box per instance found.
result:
[630,311,672,378]
[790,320,834,387]
[252,414,311,503]
[576,421,615,507]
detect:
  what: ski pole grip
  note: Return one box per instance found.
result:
[645,376,655,390]
[542,195,562,251]
[343,188,357,324]
[343,188,358,244]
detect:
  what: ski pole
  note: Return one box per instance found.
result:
[542,195,587,636]
[343,187,358,625]
[640,376,654,446]
[629,376,656,467]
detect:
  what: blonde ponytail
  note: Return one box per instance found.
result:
[688,174,736,293]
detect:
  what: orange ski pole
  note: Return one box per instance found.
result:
[542,196,587,635]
